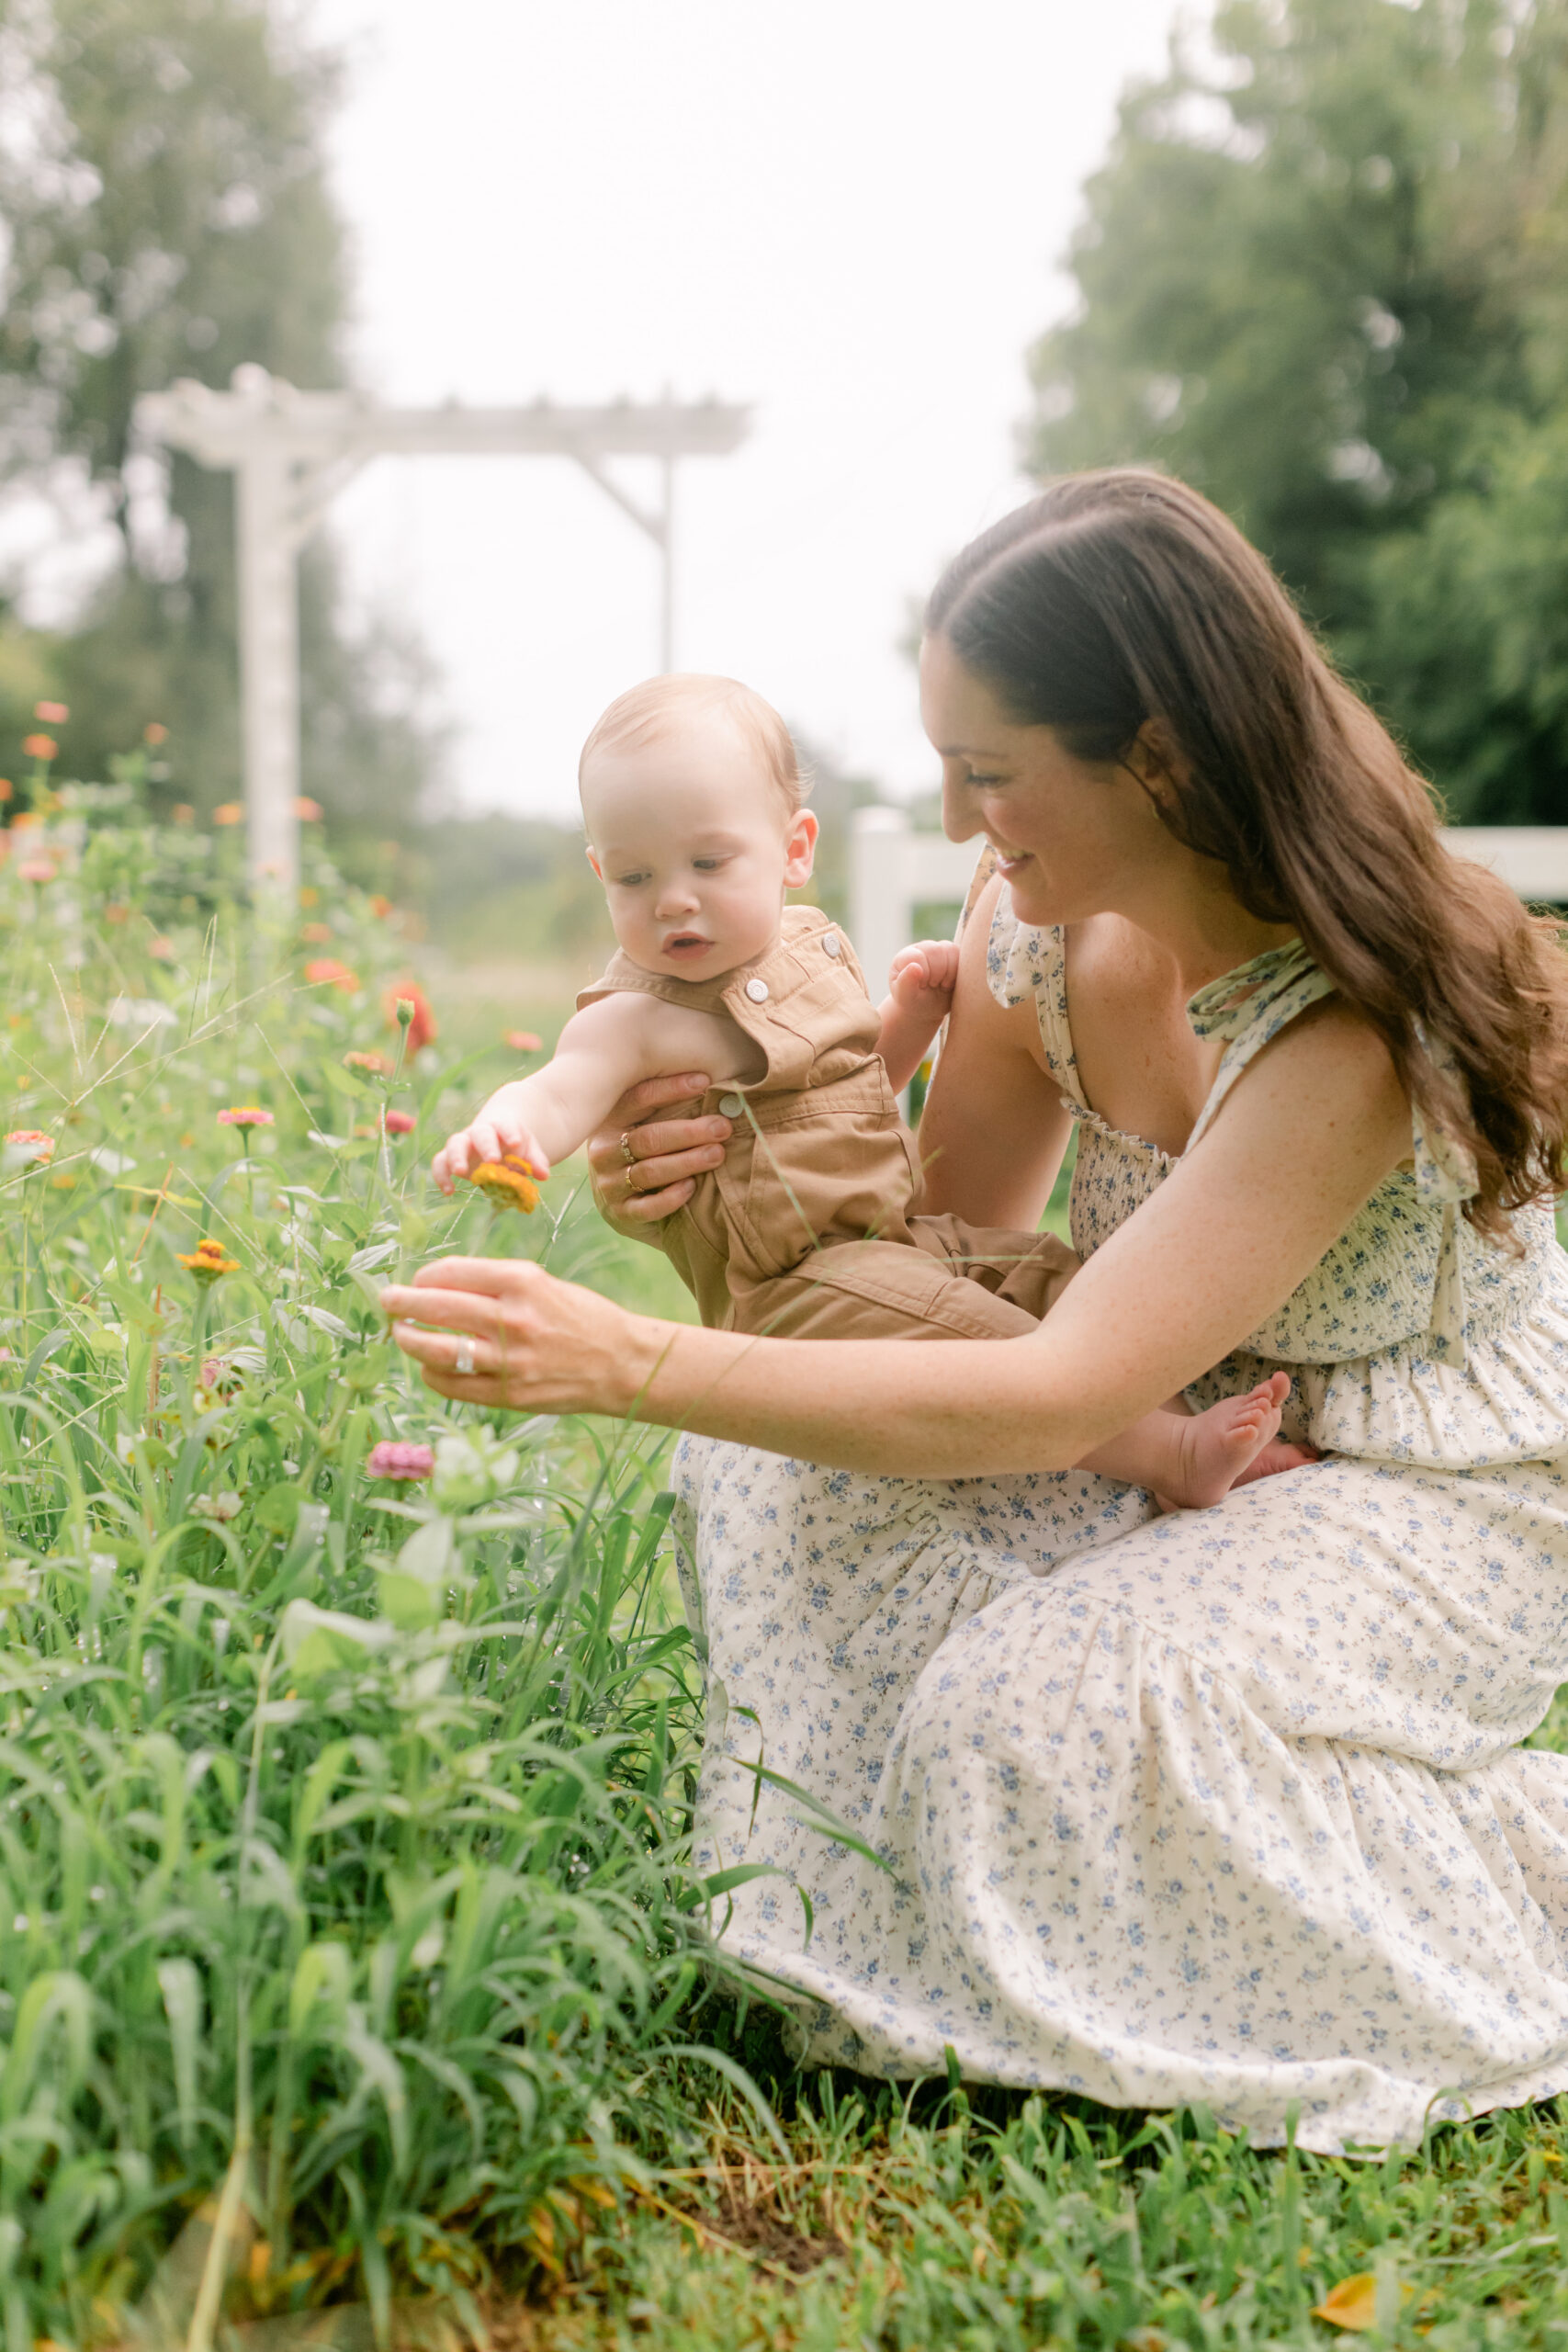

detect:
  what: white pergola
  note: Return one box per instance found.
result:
[134,366,750,889]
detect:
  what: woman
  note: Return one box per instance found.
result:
[384,471,1568,2152]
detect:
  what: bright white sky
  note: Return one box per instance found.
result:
[312,0,1180,819]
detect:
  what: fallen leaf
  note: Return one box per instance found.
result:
[1312,2272,1416,2331]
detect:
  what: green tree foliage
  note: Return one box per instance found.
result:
[1028,0,1568,820]
[0,0,437,842]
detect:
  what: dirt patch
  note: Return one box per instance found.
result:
[709,2188,843,2276]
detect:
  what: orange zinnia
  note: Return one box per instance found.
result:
[212,802,243,826]
[22,734,56,761]
[177,1237,240,1284]
[464,1155,542,1214]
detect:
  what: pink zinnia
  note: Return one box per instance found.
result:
[16,859,56,883]
[367,1440,434,1481]
[217,1105,274,1128]
[383,1109,415,1135]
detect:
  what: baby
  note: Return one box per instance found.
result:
[434,674,1307,1509]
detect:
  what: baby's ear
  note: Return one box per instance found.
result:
[585,845,603,879]
[784,808,818,887]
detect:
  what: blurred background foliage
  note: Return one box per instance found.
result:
[1032,0,1568,823]
[4,0,1568,966]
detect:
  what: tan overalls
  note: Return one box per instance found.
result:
[578,904,1076,1340]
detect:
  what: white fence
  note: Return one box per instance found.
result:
[848,806,1568,994]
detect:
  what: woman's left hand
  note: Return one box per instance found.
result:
[381,1257,661,1416]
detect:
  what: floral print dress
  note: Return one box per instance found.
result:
[673,905,1568,2154]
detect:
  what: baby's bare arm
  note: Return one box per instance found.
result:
[433,998,689,1193]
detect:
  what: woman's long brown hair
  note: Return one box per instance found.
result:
[927,469,1568,1238]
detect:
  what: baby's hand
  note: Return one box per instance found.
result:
[889,940,961,1013]
[432,1083,549,1198]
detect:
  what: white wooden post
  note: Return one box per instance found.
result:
[235,448,299,888]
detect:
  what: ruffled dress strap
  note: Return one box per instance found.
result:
[1187,939,1483,1365]
[978,869,1090,1114]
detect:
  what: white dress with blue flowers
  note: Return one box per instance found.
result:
[673,908,1568,2153]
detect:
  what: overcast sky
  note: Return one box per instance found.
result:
[312,0,1180,820]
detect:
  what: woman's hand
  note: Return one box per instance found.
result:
[585,1072,733,1237]
[382,1256,665,1415]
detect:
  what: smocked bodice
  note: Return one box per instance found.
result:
[985,893,1568,1469]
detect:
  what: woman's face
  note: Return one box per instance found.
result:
[919,631,1170,930]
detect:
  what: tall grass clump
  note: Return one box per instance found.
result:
[0,775,736,2344]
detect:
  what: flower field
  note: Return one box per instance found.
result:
[0,782,733,2343]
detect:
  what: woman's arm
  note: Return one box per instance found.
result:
[914,873,1072,1224]
[385,999,1411,1477]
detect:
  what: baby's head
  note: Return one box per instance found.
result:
[580,675,818,980]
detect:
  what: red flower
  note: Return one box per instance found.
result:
[344,1049,392,1074]
[383,1109,415,1135]
[368,893,392,918]
[5,1129,54,1163]
[33,702,68,724]
[16,858,56,883]
[305,957,359,993]
[217,1105,274,1128]
[503,1029,542,1053]
[295,797,323,821]
[23,734,56,761]
[385,981,436,1053]
[144,722,168,746]
[212,802,243,827]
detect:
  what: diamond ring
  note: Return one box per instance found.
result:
[618,1130,637,1166]
[454,1337,476,1375]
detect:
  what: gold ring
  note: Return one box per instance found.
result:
[619,1130,637,1167]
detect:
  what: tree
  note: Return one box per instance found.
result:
[0,0,437,845]
[1028,0,1568,821]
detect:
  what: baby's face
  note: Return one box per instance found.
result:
[582,717,817,981]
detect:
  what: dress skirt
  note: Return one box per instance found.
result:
[677,1439,1568,2153]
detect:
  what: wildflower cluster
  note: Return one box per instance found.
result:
[0,773,709,2344]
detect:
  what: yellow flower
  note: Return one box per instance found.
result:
[464,1156,542,1214]
[177,1238,241,1284]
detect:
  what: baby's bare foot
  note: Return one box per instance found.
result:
[1156,1374,1314,1511]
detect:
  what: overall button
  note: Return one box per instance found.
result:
[744,977,770,1002]
[718,1092,746,1116]
[822,933,841,957]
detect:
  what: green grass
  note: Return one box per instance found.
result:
[6,781,1568,2352]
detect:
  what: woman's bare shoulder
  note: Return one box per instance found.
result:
[1213,989,1407,1147]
